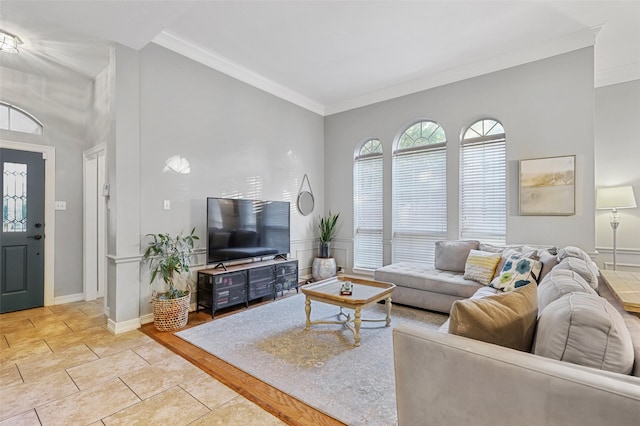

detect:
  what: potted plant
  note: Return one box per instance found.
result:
[143,227,199,331]
[318,211,340,258]
[313,212,340,281]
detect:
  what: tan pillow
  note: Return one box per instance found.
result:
[463,250,502,286]
[448,282,538,352]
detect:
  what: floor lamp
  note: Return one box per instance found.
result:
[596,186,637,270]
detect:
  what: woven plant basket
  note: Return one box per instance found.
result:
[152,292,190,331]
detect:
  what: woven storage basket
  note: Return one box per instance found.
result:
[152,292,190,331]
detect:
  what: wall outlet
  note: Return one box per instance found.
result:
[54,201,67,210]
[163,200,171,210]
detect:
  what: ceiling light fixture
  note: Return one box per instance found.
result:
[0,29,23,53]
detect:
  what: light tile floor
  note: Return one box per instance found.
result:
[0,299,285,425]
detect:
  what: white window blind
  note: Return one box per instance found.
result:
[392,121,447,265]
[460,119,506,244]
[354,140,383,270]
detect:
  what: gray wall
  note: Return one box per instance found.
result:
[136,43,325,314]
[325,48,596,271]
[595,80,640,271]
[0,65,90,298]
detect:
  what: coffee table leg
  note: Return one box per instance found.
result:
[386,297,392,327]
[305,297,311,330]
[354,307,362,347]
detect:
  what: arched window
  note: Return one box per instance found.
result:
[392,120,446,265]
[354,139,383,269]
[460,118,506,243]
[0,102,43,135]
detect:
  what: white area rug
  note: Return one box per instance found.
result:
[176,293,447,425]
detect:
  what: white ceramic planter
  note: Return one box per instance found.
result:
[312,257,337,281]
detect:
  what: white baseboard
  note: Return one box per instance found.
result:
[140,313,154,325]
[107,317,141,335]
[54,293,84,305]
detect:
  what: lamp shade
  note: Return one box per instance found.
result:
[596,186,637,209]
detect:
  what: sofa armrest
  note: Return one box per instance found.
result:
[393,324,640,426]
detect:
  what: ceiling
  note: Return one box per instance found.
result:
[1,1,639,115]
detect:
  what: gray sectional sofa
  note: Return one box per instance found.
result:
[380,240,640,425]
[375,240,559,314]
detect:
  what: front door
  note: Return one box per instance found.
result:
[0,148,45,313]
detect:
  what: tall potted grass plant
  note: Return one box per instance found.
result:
[143,228,199,331]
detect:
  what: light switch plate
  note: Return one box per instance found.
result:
[55,201,67,210]
[163,200,171,210]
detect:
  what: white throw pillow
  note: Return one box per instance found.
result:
[490,253,542,292]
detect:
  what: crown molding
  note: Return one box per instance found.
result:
[152,31,325,116]
[595,62,640,88]
[325,26,602,115]
[153,26,602,117]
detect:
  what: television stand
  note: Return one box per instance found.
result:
[197,258,298,318]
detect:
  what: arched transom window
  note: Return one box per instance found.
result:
[0,102,43,135]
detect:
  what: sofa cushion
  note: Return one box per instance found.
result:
[490,254,542,292]
[558,245,600,282]
[553,257,598,290]
[478,242,505,253]
[537,269,596,313]
[463,250,502,286]
[374,262,482,298]
[448,282,538,352]
[434,240,479,272]
[557,245,592,263]
[534,292,634,375]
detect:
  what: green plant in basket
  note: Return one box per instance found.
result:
[143,228,199,299]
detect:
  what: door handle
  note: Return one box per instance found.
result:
[28,234,43,240]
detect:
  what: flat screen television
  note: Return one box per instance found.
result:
[206,197,291,264]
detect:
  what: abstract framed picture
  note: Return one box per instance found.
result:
[519,155,575,216]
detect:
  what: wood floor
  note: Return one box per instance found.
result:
[140,297,344,426]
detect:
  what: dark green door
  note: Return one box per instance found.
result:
[1,148,45,313]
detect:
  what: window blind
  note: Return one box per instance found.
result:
[460,136,506,244]
[392,146,447,265]
[354,155,383,269]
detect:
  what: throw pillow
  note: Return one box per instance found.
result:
[463,250,502,286]
[490,253,542,292]
[434,240,479,273]
[537,269,596,313]
[534,292,634,374]
[537,249,559,282]
[448,282,538,352]
[493,247,539,279]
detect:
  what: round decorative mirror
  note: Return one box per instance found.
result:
[297,174,315,216]
[297,191,314,216]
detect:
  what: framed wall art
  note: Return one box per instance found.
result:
[519,155,575,216]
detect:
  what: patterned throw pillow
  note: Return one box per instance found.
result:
[463,250,502,286]
[490,253,542,292]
